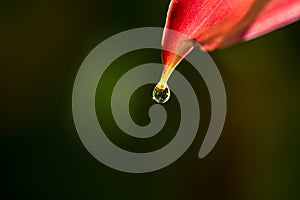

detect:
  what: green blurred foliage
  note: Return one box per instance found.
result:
[1,0,300,199]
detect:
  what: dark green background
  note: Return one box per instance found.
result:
[1,0,300,199]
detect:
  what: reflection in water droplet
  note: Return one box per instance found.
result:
[152,84,171,104]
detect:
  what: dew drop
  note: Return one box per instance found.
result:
[152,84,171,104]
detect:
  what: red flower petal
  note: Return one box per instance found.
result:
[242,0,300,41]
[162,0,300,67]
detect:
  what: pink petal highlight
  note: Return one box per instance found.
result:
[242,0,300,41]
[162,0,300,66]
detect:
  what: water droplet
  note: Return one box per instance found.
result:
[152,65,174,103]
[152,85,171,104]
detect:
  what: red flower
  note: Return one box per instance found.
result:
[162,0,300,68]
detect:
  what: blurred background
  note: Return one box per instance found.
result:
[1,0,300,199]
